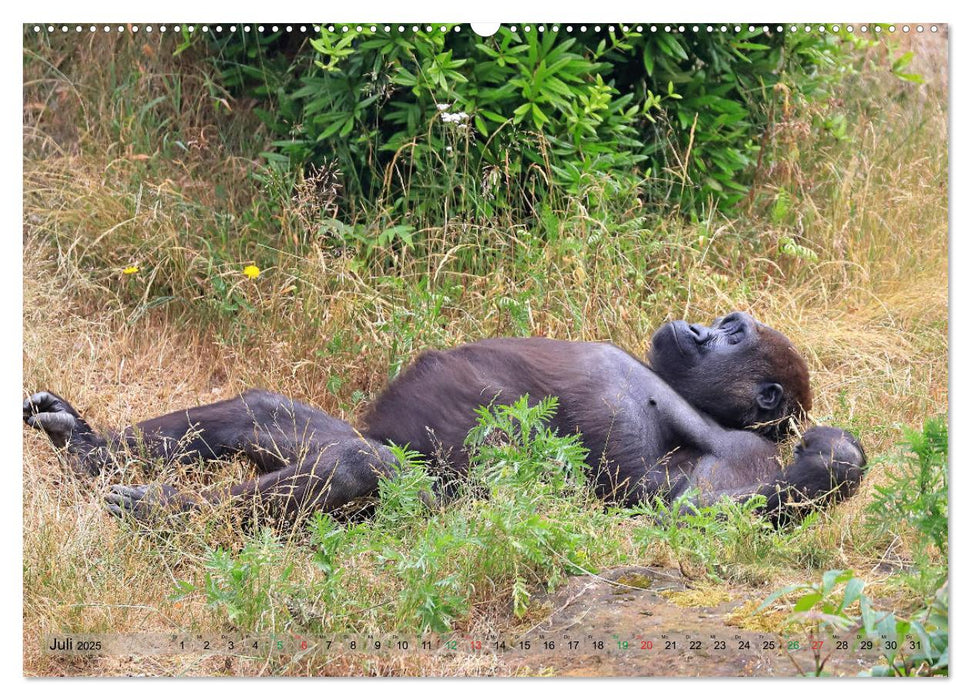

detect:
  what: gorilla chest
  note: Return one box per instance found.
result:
[552,350,683,472]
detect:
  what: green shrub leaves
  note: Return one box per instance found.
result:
[209,25,856,221]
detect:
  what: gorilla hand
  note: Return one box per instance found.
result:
[793,426,866,494]
[762,426,866,525]
[106,484,196,523]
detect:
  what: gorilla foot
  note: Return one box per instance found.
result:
[24,391,108,475]
[23,391,81,448]
[106,483,190,523]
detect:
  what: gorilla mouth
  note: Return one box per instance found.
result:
[660,320,692,357]
[648,322,690,373]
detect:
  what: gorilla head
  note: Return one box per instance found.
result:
[648,311,811,440]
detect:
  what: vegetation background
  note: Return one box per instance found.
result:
[22,23,947,676]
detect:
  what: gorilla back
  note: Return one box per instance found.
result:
[23,312,865,525]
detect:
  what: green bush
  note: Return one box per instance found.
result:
[761,570,948,677]
[464,394,588,495]
[867,418,948,589]
[208,24,856,223]
[179,528,298,630]
[383,395,602,630]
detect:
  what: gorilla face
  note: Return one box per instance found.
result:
[648,312,812,440]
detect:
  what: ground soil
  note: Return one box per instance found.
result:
[494,566,885,677]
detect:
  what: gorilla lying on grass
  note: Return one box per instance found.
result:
[24,312,865,525]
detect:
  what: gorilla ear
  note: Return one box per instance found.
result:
[756,383,784,411]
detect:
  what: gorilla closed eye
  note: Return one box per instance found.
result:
[727,327,746,343]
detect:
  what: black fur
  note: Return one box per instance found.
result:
[24,312,865,524]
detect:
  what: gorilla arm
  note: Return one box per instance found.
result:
[588,351,865,522]
[669,425,866,525]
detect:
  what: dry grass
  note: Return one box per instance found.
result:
[22,29,948,676]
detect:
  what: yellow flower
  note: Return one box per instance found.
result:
[123,265,139,275]
[243,265,260,279]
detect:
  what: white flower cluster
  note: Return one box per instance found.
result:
[437,104,470,124]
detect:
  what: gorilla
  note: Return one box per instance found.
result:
[23,312,865,525]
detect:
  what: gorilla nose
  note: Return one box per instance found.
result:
[687,324,711,343]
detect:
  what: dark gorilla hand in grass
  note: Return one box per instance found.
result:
[24,312,865,525]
